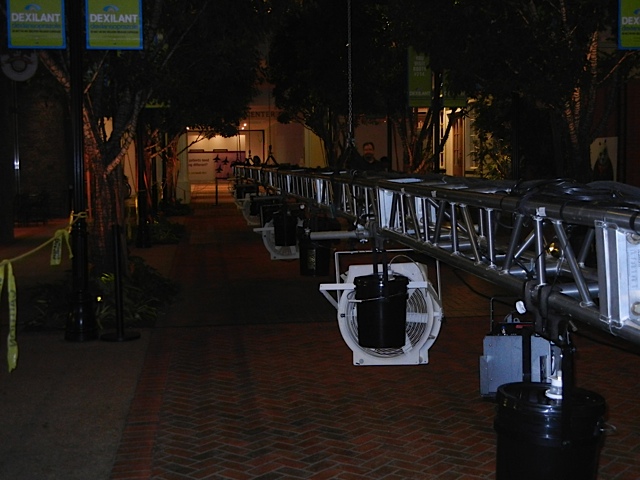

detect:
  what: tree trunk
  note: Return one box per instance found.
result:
[83,118,126,275]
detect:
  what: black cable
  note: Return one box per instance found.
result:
[450,268,512,308]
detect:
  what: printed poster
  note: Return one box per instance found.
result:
[619,0,640,50]
[86,0,142,50]
[7,0,66,49]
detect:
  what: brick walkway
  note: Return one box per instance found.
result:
[110,183,640,480]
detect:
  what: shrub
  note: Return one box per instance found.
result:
[24,256,179,331]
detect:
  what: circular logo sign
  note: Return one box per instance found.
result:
[1,51,38,81]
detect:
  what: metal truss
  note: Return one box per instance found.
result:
[234,165,640,347]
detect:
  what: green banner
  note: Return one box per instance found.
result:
[407,48,466,108]
[408,47,431,107]
[86,0,143,50]
[7,0,66,49]
[442,76,467,109]
[619,0,640,49]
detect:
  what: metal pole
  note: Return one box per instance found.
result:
[66,0,98,341]
[11,80,20,196]
[135,114,152,248]
[101,225,140,342]
[432,70,442,174]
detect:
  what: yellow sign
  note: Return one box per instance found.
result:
[408,47,431,107]
[619,0,640,49]
[86,0,143,50]
[7,0,66,49]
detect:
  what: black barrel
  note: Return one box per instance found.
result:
[260,203,281,226]
[235,183,257,200]
[494,382,606,480]
[299,236,331,276]
[299,216,337,276]
[354,273,409,348]
[273,209,297,246]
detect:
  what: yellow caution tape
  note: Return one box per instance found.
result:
[50,228,73,265]
[0,261,18,372]
[0,212,83,372]
[50,236,62,265]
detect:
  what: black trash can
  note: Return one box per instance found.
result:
[354,273,408,348]
[494,382,606,480]
[299,216,337,277]
[235,183,257,200]
[299,236,331,276]
[260,203,281,226]
[273,209,297,246]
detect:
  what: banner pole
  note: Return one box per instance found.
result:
[66,0,98,341]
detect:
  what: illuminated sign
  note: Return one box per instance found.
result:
[86,0,142,50]
[407,48,466,108]
[619,0,640,49]
[408,47,431,107]
[7,0,66,49]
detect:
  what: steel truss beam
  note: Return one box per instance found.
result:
[234,165,640,347]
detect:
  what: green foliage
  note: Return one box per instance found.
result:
[268,1,409,166]
[442,0,632,181]
[26,281,73,332]
[468,93,561,180]
[149,218,187,244]
[24,257,179,332]
[147,0,266,138]
[469,129,511,181]
[128,218,185,245]
[94,256,180,329]
[267,0,636,178]
[267,3,350,166]
[37,0,268,275]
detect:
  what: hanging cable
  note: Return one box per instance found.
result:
[340,0,356,171]
[347,0,354,150]
[247,112,251,162]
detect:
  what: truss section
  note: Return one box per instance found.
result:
[233,165,640,347]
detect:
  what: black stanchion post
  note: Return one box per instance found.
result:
[66,0,97,341]
[101,225,140,342]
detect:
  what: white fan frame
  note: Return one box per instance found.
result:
[320,262,443,365]
[253,219,300,260]
[241,194,261,226]
[234,191,251,210]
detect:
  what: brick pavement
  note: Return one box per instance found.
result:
[110,183,640,480]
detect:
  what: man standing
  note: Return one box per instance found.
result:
[349,141,384,171]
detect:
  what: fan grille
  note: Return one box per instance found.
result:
[344,288,430,358]
[242,197,260,225]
